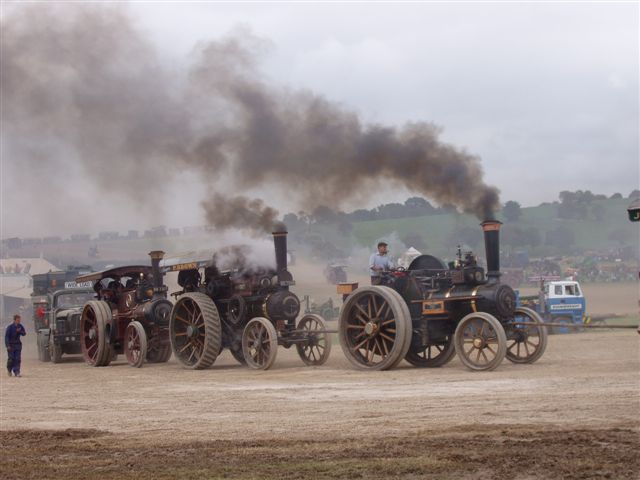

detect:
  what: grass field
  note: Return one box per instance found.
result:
[349,197,637,254]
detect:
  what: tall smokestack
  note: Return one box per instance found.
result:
[272,230,288,274]
[148,250,165,290]
[480,220,502,282]
[272,229,294,287]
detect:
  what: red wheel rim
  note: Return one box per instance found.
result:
[125,325,142,365]
[82,307,101,365]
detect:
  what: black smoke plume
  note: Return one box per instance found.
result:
[2,5,500,236]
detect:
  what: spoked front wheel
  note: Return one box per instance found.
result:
[454,312,507,371]
[505,307,548,364]
[242,317,278,370]
[124,321,148,368]
[296,314,332,366]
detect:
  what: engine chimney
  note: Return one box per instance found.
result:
[480,220,502,282]
[272,229,288,273]
[148,250,165,289]
[272,229,293,287]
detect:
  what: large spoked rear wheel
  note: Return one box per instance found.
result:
[80,301,113,367]
[242,317,278,370]
[170,293,222,369]
[338,286,412,371]
[296,314,332,366]
[124,321,148,368]
[506,307,548,364]
[454,312,507,371]
[405,336,456,368]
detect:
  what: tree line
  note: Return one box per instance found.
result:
[284,190,640,229]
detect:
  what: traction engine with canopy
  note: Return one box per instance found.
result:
[76,251,173,368]
[337,220,548,371]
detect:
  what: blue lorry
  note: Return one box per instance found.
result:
[517,279,586,333]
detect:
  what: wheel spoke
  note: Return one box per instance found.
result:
[378,303,391,321]
[354,337,370,350]
[366,341,374,363]
[354,312,369,325]
[374,338,385,359]
[380,337,389,356]
[354,303,370,321]
[378,332,395,343]
[480,349,489,363]
[182,301,194,319]
[187,344,197,362]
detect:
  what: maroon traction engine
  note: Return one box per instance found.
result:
[76,251,173,367]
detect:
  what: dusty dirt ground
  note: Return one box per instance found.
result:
[1,261,639,479]
[1,329,638,479]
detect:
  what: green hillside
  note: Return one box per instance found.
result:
[298,197,637,259]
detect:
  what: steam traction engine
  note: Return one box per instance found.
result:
[165,230,332,370]
[338,220,548,371]
[76,252,173,367]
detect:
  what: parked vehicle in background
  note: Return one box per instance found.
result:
[517,279,586,333]
[31,266,94,362]
[323,263,347,284]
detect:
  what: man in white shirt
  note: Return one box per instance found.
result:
[369,242,393,285]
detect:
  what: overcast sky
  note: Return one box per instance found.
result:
[132,2,639,199]
[1,2,638,237]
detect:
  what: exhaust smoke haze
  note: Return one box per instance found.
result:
[2,4,500,237]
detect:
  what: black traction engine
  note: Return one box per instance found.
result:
[165,230,332,370]
[337,220,548,371]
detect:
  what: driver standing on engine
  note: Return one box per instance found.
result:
[369,241,393,285]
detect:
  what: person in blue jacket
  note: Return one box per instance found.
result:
[5,314,26,377]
